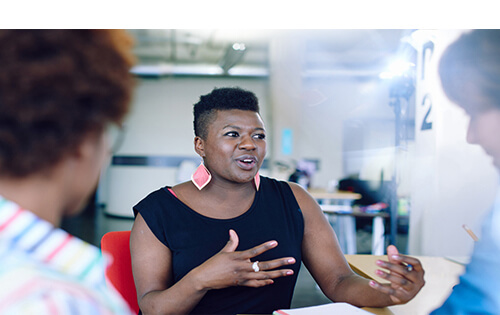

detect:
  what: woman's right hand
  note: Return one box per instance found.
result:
[192,229,296,291]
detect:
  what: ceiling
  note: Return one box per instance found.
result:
[128,29,413,77]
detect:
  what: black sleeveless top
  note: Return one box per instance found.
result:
[133,176,304,315]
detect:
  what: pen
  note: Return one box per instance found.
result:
[462,224,479,242]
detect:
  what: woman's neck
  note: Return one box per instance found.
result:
[175,179,257,220]
[0,172,66,227]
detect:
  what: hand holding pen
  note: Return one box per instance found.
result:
[369,245,425,305]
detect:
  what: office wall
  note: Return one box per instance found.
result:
[299,78,396,187]
[410,30,499,256]
[268,34,396,189]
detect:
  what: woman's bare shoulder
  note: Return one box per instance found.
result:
[285,182,321,213]
[172,181,195,191]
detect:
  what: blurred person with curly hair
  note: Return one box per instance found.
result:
[0,30,136,314]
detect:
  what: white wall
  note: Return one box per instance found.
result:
[300,78,395,187]
[121,77,271,156]
[410,30,499,256]
[268,33,396,188]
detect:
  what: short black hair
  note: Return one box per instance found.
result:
[439,30,500,111]
[193,87,260,139]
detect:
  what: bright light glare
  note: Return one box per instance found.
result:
[379,72,393,79]
[379,60,415,79]
[232,43,246,51]
[390,60,414,75]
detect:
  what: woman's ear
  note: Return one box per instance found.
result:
[194,136,205,157]
[73,132,104,160]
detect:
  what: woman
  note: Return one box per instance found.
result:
[431,30,500,314]
[0,30,135,314]
[131,87,425,314]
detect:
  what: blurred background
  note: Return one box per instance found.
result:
[62,28,498,268]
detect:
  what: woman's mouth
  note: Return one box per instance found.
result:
[236,157,257,170]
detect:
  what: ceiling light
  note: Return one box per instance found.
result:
[232,43,246,51]
[219,42,247,73]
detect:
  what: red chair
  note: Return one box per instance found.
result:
[101,230,140,314]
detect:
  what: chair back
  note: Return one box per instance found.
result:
[101,230,140,314]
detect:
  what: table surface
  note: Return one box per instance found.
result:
[309,190,362,200]
[322,209,390,217]
[241,255,465,315]
[345,255,466,315]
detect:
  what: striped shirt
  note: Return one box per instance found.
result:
[0,196,133,314]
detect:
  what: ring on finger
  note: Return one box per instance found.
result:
[252,261,260,272]
[406,264,413,272]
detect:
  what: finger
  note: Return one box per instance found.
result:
[237,279,275,288]
[386,245,423,273]
[234,266,295,288]
[376,259,416,279]
[387,245,411,271]
[375,269,412,289]
[257,269,295,280]
[369,281,410,302]
[369,280,397,295]
[243,268,295,285]
[254,257,296,272]
[220,229,239,253]
[389,255,424,272]
[386,245,399,262]
[238,240,278,260]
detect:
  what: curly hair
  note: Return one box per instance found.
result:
[0,30,135,178]
[193,87,260,139]
[439,30,500,111]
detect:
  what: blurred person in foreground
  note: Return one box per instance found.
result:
[0,30,135,314]
[432,30,500,314]
[130,87,425,315]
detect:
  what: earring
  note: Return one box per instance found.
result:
[192,164,260,191]
[254,172,260,191]
[191,163,212,190]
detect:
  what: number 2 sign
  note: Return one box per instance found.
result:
[420,40,434,131]
[421,94,433,131]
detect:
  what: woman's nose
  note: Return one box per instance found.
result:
[238,135,256,150]
[466,122,477,144]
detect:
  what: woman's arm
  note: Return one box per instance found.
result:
[130,213,297,315]
[130,213,205,315]
[289,183,424,308]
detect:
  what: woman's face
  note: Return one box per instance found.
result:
[65,130,110,216]
[465,106,500,170]
[197,109,266,185]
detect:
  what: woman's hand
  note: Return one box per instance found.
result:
[368,245,425,304]
[192,229,296,291]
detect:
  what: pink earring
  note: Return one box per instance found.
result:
[191,163,260,191]
[254,172,260,191]
[191,163,212,190]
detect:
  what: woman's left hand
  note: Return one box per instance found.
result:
[368,245,425,305]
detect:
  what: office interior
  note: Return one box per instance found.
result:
[61,29,499,309]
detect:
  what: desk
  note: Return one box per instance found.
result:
[310,191,387,255]
[345,254,466,315]
[309,191,362,212]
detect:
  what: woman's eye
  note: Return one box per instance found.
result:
[225,131,239,137]
[253,133,266,140]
